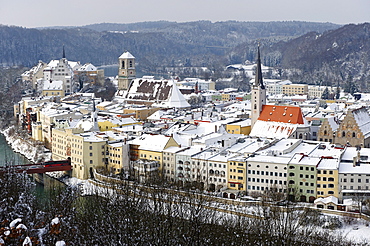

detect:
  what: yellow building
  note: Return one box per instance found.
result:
[221,94,230,101]
[123,107,159,121]
[282,84,308,96]
[130,134,179,171]
[98,116,140,132]
[227,156,247,191]
[106,141,129,174]
[42,80,65,97]
[226,119,251,135]
[31,122,43,141]
[316,159,340,198]
[52,127,107,179]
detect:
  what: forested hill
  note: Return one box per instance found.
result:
[2,21,369,92]
[267,23,370,91]
[0,21,338,69]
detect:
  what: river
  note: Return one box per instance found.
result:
[0,133,29,166]
[0,133,65,205]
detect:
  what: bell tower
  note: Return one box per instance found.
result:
[118,51,136,90]
[251,45,266,128]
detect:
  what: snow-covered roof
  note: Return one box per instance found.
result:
[352,107,370,138]
[43,80,63,91]
[250,120,298,139]
[78,63,97,71]
[339,162,370,174]
[289,153,321,166]
[153,82,190,108]
[314,196,338,205]
[119,51,135,59]
[129,134,177,152]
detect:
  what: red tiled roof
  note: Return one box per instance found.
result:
[258,105,304,124]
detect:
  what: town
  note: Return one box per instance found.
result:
[14,47,370,214]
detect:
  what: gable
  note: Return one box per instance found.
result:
[258,105,304,124]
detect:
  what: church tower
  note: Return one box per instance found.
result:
[118,51,136,90]
[251,45,266,128]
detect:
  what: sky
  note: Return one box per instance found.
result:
[0,0,369,28]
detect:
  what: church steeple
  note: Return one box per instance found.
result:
[62,45,66,59]
[251,45,267,129]
[91,97,99,132]
[254,45,265,89]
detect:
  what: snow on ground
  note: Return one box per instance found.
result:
[339,219,370,243]
[1,126,51,163]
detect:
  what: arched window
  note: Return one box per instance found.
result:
[342,131,346,137]
[324,130,327,135]
[352,132,356,138]
[129,60,133,68]
[299,133,303,139]
[254,104,257,109]
[121,60,125,69]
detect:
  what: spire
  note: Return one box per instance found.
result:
[91,97,99,132]
[62,45,66,59]
[254,45,265,89]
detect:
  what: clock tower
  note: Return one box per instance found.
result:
[118,51,136,90]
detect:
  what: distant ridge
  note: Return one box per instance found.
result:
[4,21,370,91]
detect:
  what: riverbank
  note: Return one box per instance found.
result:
[0,126,51,164]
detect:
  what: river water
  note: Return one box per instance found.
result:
[0,133,29,166]
[0,133,65,205]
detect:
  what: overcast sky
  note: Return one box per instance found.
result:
[0,0,368,28]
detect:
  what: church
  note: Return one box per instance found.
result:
[115,51,190,108]
[249,46,309,139]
